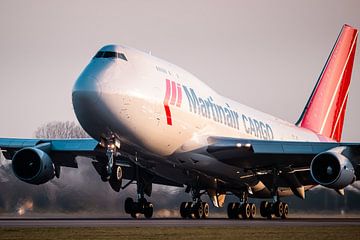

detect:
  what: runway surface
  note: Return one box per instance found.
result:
[0,218,359,227]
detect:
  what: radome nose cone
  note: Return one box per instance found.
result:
[73,74,101,94]
[72,74,103,127]
[72,74,102,104]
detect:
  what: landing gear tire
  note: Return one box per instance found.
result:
[266,202,273,219]
[124,197,153,219]
[260,201,269,218]
[274,201,284,218]
[240,203,251,219]
[124,197,134,214]
[111,166,122,181]
[202,202,210,219]
[260,201,289,219]
[101,175,108,182]
[281,203,289,219]
[179,201,209,219]
[259,201,273,219]
[227,202,237,219]
[227,202,256,220]
[249,203,256,219]
[144,202,154,219]
[180,202,189,219]
[193,202,203,219]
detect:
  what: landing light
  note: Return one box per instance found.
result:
[115,139,121,148]
[108,144,116,149]
[236,143,251,148]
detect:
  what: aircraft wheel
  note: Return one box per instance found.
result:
[201,202,210,219]
[266,202,273,219]
[111,165,123,181]
[101,175,109,182]
[249,203,256,219]
[274,201,284,218]
[130,211,138,219]
[144,202,154,219]
[193,202,203,219]
[227,202,236,219]
[281,203,289,219]
[241,203,251,219]
[260,201,269,218]
[233,202,241,219]
[124,197,134,214]
[180,202,190,219]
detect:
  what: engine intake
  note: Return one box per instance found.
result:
[12,147,55,185]
[310,147,355,189]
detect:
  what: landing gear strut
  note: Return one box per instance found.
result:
[124,166,154,219]
[259,169,289,219]
[227,192,256,219]
[99,137,121,182]
[180,188,210,219]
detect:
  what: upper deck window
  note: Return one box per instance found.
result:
[94,51,128,61]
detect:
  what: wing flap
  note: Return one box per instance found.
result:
[207,137,359,170]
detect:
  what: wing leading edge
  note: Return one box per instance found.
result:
[207,136,360,170]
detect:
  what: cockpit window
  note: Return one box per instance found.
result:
[103,51,117,58]
[93,51,128,61]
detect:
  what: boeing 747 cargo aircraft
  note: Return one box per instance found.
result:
[0,25,359,219]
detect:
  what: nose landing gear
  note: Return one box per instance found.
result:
[124,165,154,219]
[125,197,154,219]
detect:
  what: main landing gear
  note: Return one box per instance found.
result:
[227,192,256,219]
[260,169,289,219]
[180,189,210,219]
[260,200,289,219]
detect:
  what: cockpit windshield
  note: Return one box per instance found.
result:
[94,51,128,61]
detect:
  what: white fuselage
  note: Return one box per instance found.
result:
[72,44,323,158]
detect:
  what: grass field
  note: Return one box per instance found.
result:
[0,226,359,240]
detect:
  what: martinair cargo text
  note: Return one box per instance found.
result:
[1,25,359,219]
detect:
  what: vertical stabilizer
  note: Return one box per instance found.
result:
[297,25,358,142]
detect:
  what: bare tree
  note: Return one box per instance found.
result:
[34,121,89,139]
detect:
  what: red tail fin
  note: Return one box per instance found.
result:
[297,25,358,142]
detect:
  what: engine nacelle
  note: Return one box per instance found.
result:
[310,147,355,189]
[12,147,55,185]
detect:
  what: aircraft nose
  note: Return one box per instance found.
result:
[72,73,106,140]
[72,72,103,128]
[72,74,102,106]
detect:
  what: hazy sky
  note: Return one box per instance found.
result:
[0,0,360,141]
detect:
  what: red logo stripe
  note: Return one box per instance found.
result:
[163,79,172,125]
[170,81,177,105]
[164,105,172,125]
[176,83,182,107]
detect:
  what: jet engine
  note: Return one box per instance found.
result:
[12,147,55,185]
[310,147,355,189]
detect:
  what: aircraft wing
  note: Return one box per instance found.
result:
[0,138,100,168]
[207,136,360,170]
[0,138,183,189]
